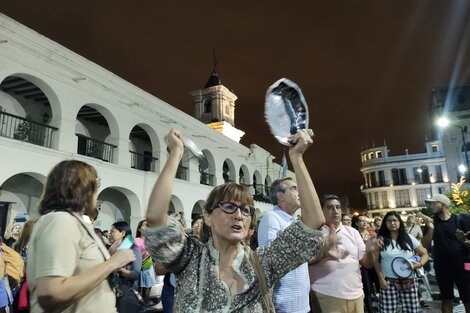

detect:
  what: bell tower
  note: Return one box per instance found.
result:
[191,51,244,142]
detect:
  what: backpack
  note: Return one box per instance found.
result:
[2,243,24,287]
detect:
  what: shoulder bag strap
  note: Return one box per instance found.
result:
[249,249,276,313]
[65,211,109,261]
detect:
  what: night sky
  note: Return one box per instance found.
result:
[1,1,470,208]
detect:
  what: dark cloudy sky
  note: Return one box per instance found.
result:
[2,1,470,207]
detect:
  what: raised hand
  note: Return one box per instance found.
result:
[288,129,314,155]
[109,249,136,270]
[165,128,184,157]
[456,229,470,243]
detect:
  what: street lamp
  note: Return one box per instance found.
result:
[437,116,470,178]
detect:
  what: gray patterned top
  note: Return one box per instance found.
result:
[146,216,324,313]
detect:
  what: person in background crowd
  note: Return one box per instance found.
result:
[27,160,135,313]
[13,219,36,262]
[373,216,383,231]
[191,215,203,239]
[13,218,36,313]
[309,194,380,313]
[422,194,470,313]
[108,221,141,291]
[0,245,11,313]
[375,211,429,313]
[4,223,23,248]
[342,214,352,227]
[102,230,110,246]
[94,228,108,249]
[356,215,378,313]
[145,128,326,312]
[135,219,157,305]
[405,214,423,241]
[244,220,257,250]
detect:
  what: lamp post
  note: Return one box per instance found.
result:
[417,167,432,198]
[437,117,470,179]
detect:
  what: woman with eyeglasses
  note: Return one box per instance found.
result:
[144,128,326,312]
[375,211,429,313]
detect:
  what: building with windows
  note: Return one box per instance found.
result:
[360,141,450,213]
[0,14,289,233]
[429,84,470,183]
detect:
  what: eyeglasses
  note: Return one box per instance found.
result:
[214,202,255,217]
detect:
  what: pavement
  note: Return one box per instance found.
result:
[416,268,465,313]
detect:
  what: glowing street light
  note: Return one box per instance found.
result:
[459,164,467,174]
[436,116,450,128]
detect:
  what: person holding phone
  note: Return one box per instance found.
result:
[27,160,136,313]
[108,221,142,291]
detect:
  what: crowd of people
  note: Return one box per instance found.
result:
[0,128,469,313]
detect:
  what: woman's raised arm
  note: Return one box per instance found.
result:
[146,129,184,228]
[288,129,325,230]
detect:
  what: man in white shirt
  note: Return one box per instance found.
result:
[258,178,311,313]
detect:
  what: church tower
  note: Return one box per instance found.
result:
[190,52,244,142]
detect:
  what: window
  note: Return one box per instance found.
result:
[416,188,431,206]
[382,191,389,208]
[370,172,378,187]
[378,170,386,186]
[203,99,212,113]
[413,166,429,184]
[432,145,438,152]
[368,152,374,160]
[367,193,373,210]
[435,165,443,182]
[376,151,382,158]
[374,192,380,208]
[438,187,448,194]
[392,168,407,185]
[394,190,411,207]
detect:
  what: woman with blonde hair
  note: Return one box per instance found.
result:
[145,129,326,312]
[27,160,135,313]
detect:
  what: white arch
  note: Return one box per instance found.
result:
[97,186,140,232]
[239,165,250,185]
[223,158,236,183]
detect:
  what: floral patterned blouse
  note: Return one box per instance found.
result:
[146,216,324,313]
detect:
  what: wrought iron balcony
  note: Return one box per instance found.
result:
[76,134,116,162]
[176,165,188,180]
[200,172,214,186]
[0,111,58,148]
[130,151,158,172]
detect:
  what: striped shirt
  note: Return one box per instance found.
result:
[258,206,311,313]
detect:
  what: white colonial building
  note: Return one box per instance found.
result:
[0,14,290,233]
[360,141,450,213]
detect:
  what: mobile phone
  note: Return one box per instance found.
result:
[118,234,134,250]
[465,262,470,271]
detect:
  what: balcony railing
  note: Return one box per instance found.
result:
[130,151,158,172]
[0,111,58,148]
[200,172,214,186]
[176,165,188,180]
[76,134,116,162]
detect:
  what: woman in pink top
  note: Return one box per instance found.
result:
[135,219,157,304]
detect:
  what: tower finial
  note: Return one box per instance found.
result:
[212,48,218,74]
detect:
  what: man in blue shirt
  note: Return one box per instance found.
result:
[258,177,311,313]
